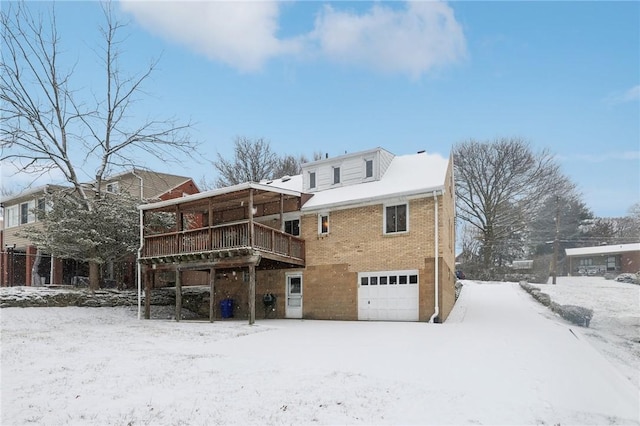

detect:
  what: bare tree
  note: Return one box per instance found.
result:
[213,136,280,187]
[1,2,198,289]
[453,137,561,272]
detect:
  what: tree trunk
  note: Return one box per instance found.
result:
[31,249,42,286]
[89,261,100,291]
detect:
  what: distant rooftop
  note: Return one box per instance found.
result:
[565,243,640,257]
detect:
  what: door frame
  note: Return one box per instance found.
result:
[285,272,303,319]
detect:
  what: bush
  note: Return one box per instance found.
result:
[519,281,592,326]
[615,273,640,285]
[519,281,539,293]
[531,290,551,306]
[556,305,593,327]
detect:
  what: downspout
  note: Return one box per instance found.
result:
[137,208,143,320]
[132,169,144,320]
[429,190,440,323]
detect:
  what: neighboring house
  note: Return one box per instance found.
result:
[138,147,457,323]
[1,170,199,287]
[511,260,534,273]
[565,243,640,276]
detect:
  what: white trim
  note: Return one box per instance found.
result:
[332,165,341,185]
[308,169,317,190]
[363,157,375,181]
[318,213,330,235]
[383,202,409,235]
[285,272,303,319]
[301,187,444,213]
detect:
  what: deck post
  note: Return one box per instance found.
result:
[144,269,152,320]
[175,268,182,322]
[279,193,284,229]
[249,189,255,247]
[248,263,256,325]
[214,268,216,322]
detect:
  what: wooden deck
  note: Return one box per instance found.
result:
[140,220,305,266]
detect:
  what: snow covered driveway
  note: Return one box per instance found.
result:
[1,282,639,425]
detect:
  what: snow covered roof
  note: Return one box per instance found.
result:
[266,151,450,212]
[0,184,68,205]
[138,181,302,211]
[140,150,450,212]
[565,243,640,257]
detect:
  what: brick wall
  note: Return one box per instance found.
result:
[622,251,640,273]
[298,189,457,321]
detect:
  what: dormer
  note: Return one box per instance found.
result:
[302,147,395,192]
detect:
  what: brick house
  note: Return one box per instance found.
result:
[1,169,199,287]
[565,243,640,276]
[138,147,457,323]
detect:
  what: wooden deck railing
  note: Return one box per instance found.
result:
[142,221,305,262]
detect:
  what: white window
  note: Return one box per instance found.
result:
[309,171,316,189]
[318,214,329,234]
[106,182,120,193]
[20,200,36,225]
[364,158,374,179]
[5,205,19,228]
[384,203,408,234]
[333,167,340,184]
[579,258,593,266]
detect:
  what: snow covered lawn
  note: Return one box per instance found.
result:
[536,276,640,387]
[1,281,639,425]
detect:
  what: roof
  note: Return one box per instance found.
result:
[140,150,450,212]
[267,151,450,212]
[565,243,640,257]
[138,181,303,211]
[0,184,68,205]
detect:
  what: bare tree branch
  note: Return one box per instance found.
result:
[454,137,563,270]
[1,1,200,289]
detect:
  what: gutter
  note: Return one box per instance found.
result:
[301,186,445,214]
[132,169,144,320]
[137,208,143,320]
[429,190,440,323]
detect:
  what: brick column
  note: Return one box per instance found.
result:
[52,257,64,285]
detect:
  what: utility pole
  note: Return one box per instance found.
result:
[551,196,560,285]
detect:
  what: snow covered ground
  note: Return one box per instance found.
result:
[536,276,640,388]
[1,278,639,425]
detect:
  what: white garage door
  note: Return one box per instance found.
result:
[358,270,419,321]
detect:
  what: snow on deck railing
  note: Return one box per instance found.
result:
[142,221,304,261]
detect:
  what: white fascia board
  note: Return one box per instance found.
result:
[301,186,445,213]
[138,182,302,211]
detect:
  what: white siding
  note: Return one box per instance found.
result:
[379,149,394,177]
[301,147,395,192]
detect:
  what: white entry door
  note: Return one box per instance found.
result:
[285,274,303,318]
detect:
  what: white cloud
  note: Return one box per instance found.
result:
[604,85,640,106]
[309,1,467,78]
[120,1,301,72]
[120,1,466,77]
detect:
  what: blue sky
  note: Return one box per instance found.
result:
[1,1,638,218]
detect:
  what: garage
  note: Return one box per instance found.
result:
[357,270,419,321]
